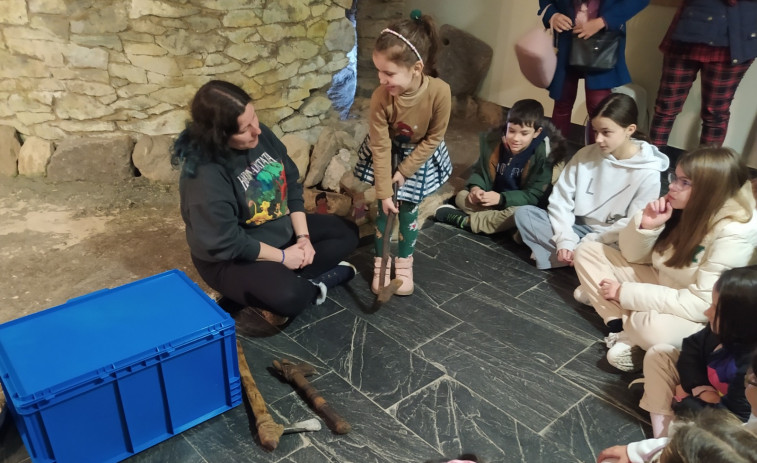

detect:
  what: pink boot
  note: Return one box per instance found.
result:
[372,257,391,295]
[394,256,413,296]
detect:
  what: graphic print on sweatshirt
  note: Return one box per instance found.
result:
[237,152,288,226]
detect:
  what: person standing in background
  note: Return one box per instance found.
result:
[650,0,757,150]
[539,0,649,143]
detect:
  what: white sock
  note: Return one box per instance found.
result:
[650,412,672,438]
[314,282,327,305]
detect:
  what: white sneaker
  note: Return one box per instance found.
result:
[606,332,644,372]
[573,285,591,305]
[604,331,620,349]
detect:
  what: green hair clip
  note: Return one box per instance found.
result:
[410,9,422,20]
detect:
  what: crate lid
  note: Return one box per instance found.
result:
[0,270,233,404]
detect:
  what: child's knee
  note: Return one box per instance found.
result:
[454,189,469,209]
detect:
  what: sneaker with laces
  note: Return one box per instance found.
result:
[310,261,357,289]
[605,332,644,372]
[434,205,469,229]
[604,331,621,349]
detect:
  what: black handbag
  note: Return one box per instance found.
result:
[569,30,621,73]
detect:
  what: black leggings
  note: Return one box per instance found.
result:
[192,214,359,317]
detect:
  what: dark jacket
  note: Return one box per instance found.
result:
[466,130,553,209]
[177,124,304,263]
[671,0,757,63]
[538,0,650,100]
[674,325,753,422]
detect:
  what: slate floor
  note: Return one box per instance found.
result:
[0,220,654,463]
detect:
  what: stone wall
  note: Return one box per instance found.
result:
[0,0,355,142]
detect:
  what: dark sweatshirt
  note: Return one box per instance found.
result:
[178,124,304,263]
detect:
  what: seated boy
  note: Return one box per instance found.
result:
[435,99,568,234]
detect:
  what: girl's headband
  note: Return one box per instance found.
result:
[380,28,423,65]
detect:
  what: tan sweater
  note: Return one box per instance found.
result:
[367,75,451,199]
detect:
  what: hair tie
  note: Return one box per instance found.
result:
[381,28,423,64]
[410,9,422,20]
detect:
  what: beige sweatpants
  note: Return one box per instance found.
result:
[639,344,679,416]
[574,241,705,350]
[455,189,517,235]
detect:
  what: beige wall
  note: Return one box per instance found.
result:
[406,1,757,158]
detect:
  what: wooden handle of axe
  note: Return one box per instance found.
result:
[236,339,284,450]
[299,380,352,435]
[273,359,352,434]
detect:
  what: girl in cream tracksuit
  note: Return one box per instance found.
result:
[515,93,668,270]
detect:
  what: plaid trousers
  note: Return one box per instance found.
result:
[650,54,754,147]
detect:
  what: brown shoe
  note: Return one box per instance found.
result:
[258,308,289,326]
[394,256,414,296]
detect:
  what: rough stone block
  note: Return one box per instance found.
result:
[132,134,179,184]
[321,148,352,192]
[437,24,493,98]
[18,136,54,176]
[477,99,505,127]
[304,126,339,187]
[0,125,21,176]
[280,133,311,183]
[47,135,135,182]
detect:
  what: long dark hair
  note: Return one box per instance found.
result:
[590,93,650,142]
[375,12,440,76]
[654,146,750,268]
[712,265,757,348]
[170,80,251,177]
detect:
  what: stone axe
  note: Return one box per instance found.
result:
[236,342,324,450]
[272,358,352,434]
[236,339,284,450]
[375,150,404,306]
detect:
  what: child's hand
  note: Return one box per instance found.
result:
[596,445,630,463]
[468,187,483,205]
[599,279,621,302]
[467,190,480,205]
[674,384,689,401]
[574,17,605,39]
[549,13,573,32]
[381,197,399,215]
[392,171,406,187]
[480,191,501,207]
[557,248,574,265]
[640,197,673,230]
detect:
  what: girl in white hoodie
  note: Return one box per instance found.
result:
[514,93,669,270]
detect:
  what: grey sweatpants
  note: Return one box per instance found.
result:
[513,205,592,269]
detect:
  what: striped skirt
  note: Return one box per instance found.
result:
[353,135,451,203]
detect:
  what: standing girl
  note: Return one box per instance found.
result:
[514,93,668,271]
[638,266,757,438]
[574,147,757,372]
[539,0,649,143]
[354,10,452,296]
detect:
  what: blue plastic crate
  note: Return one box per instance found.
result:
[0,269,242,463]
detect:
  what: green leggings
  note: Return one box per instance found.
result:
[374,201,419,258]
